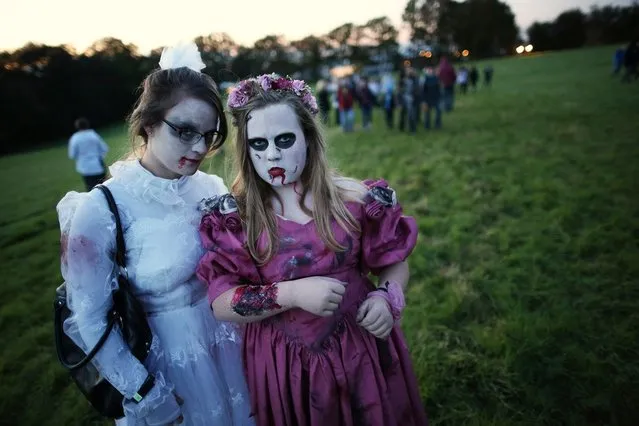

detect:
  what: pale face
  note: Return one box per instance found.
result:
[246,103,307,187]
[142,97,218,179]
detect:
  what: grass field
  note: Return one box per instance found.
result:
[1,46,638,426]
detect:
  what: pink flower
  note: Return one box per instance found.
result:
[223,213,242,233]
[273,77,292,90]
[364,201,384,219]
[199,215,221,248]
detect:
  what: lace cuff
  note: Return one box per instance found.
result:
[122,371,181,425]
[367,280,406,323]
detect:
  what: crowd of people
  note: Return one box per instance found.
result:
[314,56,495,134]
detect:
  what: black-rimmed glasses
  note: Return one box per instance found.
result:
[162,119,219,147]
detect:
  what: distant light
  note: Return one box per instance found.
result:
[404,60,411,67]
[425,51,433,58]
[330,64,356,78]
[516,45,525,54]
[462,49,470,57]
[525,44,534,53]
[3,62,20,71]
[419,50,427,57]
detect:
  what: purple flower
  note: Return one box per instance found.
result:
[229,75,319,116]
[235,79,254,94]
[291,80,306,94]
[302,92,319,114]
[257,74,272,91]
[227,89,249,109]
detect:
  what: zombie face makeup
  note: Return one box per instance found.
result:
[142,97,218,179]
[246,103,307,187]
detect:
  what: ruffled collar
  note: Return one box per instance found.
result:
[109,160,192,206]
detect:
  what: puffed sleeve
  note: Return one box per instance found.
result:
[57,189,180,425]
[359,179,418,275]
[196,195,262,304]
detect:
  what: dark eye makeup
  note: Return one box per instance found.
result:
[248,133,296,151]
[248,138,269,151]
[274,133,296,149]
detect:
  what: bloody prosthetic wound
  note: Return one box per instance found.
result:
[231,283,282,316]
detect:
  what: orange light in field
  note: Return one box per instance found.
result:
[516,45,525,54]
[419,50,426,57]
[425,51,433,58]
[462,49,470,57]
[525,44,534,53]
[330,64,356,78]
[3,62,20,71]
[404,60,412,67]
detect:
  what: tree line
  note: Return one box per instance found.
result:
[527,4,639,51]
[1,0,636,155]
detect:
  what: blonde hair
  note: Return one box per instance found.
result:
[229,82,363,264]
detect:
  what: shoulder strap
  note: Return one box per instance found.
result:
[56,185,125,371]
[95,185,126,270]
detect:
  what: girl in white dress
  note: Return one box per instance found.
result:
[57,43,254,425]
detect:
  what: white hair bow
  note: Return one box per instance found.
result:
[159,41,206,72]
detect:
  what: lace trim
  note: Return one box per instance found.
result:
[109,160,191,207]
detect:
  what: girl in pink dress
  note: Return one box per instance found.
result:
[196,74,428,426]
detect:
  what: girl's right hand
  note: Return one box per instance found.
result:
[281,277,346,316]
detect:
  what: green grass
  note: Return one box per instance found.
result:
[1,45,638,425]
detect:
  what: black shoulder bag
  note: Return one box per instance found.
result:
[53,184,153,419]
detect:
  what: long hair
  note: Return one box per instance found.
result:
[229,82,363,264]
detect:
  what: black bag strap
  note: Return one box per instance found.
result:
[57,184,127,370]
[96,185,133,294]
[56,303,118,370]
[96,185,126,271]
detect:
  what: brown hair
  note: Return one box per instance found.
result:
[127,67,228,155]
[74,117,90,130]
[229,81,363,264]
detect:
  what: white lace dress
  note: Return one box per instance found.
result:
[57,160,254,426]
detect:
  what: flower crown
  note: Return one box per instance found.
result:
[227,73,319,116]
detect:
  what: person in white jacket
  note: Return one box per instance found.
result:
[68,117,109,190]
[57,42,254,426]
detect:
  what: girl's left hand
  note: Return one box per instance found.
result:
[356,296,394,339]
